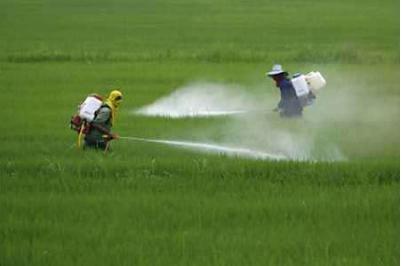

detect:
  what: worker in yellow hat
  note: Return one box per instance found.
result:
[84,90,123,151]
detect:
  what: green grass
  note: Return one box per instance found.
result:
[0,0,399,63]
[0,156,399,266]
[0,0,399,265]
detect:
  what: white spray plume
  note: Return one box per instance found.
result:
[120,136,287,160]
[131,75,400,162]
[134,82,268,118]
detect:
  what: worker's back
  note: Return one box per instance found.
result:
[85,105,112,144]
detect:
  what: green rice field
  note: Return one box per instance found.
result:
[0,0,399,265]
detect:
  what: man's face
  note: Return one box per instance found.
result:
[271,74,282,83]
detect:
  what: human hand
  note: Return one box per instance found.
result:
[110,133,120,140]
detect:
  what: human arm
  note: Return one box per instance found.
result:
[90,123,119,139]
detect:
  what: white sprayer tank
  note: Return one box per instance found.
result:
[305,71,326,94]
[79,95,103,122]
[291,74,310,97]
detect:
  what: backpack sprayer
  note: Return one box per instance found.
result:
[70,94,104,148]
[291,71,327,106]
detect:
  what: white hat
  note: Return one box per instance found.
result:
[266,64,288,76]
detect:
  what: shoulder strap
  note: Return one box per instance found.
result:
[100,103,111,110]
[93,104,112,122]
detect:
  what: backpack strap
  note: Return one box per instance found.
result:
[93,104,112,123]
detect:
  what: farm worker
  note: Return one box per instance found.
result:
[84,90,123,151]
[266,64,303,118]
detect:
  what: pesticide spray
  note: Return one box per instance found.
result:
[130,68,398,161]
[134,82,270,118]
[120,136,287,160]
[131,81,348,161]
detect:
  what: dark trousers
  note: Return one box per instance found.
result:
[280,103,303,118]
[83,139,107,151]
[280,108,302,118]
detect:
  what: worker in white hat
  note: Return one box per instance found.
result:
[266,64,302,118]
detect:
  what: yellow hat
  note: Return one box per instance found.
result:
[104,90,123,125]
[107,90,123,108]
